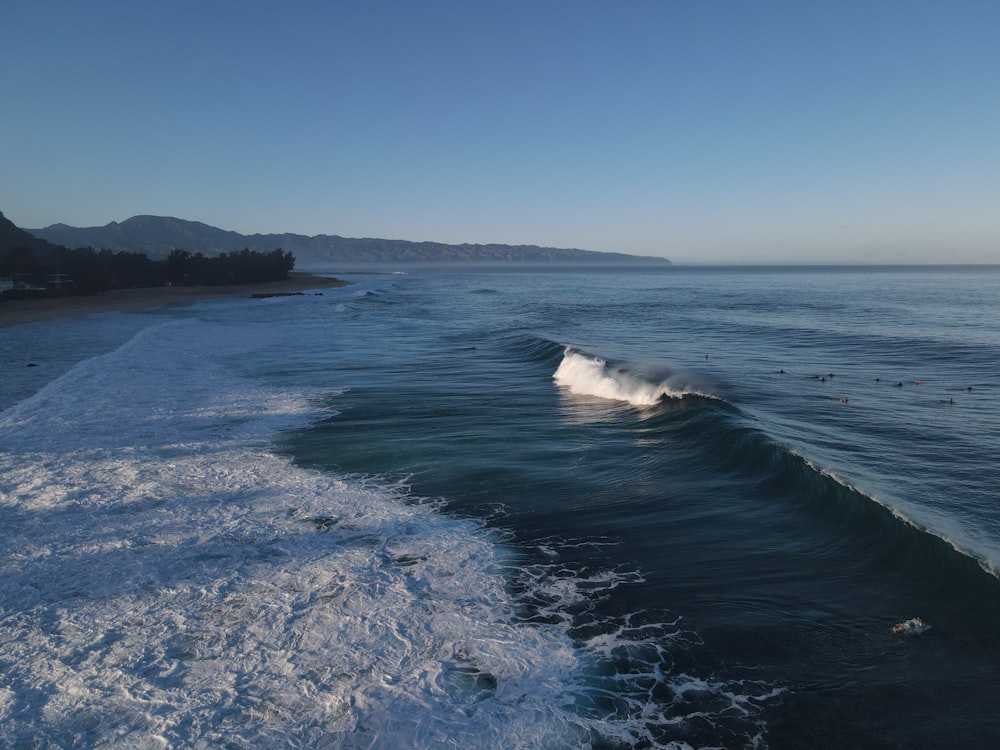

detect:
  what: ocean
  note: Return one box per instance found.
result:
[1,265,998,749]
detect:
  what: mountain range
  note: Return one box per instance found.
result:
[1,212,60,254]
[27,216,669,268]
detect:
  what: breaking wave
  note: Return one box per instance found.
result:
[553,347,716,406]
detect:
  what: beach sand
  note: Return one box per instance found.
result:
[0,273,347,328]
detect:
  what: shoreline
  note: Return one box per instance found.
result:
[0,273,347,328]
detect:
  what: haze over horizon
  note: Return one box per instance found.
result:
[3,1,998,265]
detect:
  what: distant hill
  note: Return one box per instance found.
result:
[27,215,670,267]
[2,212,295,296]
[1,211,62,255]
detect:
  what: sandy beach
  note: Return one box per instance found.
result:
[0,273,347,328]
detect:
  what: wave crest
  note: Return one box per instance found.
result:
[553,348,711,406]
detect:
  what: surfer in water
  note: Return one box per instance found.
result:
[892,616,929,635]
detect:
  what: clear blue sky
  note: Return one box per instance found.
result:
[2,1,998,263]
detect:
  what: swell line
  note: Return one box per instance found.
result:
[542,340,1000,585]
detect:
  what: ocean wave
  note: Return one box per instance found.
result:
[643,398,1000,587]
[553,347,717,405]
[543,336,1000,585]
[0,318,779,748]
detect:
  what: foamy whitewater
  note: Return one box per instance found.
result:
[0,301,772,749]
[553,350,710,405]
[2,266,999,748]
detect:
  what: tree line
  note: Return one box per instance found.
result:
[1,243,295,297]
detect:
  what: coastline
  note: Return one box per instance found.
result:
[0,272,347,328]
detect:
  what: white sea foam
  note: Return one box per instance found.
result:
[0,318,774,748]
[553,348,706,406]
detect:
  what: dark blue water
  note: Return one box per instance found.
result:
[2,266,998,748]
[285,266,1000,748]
